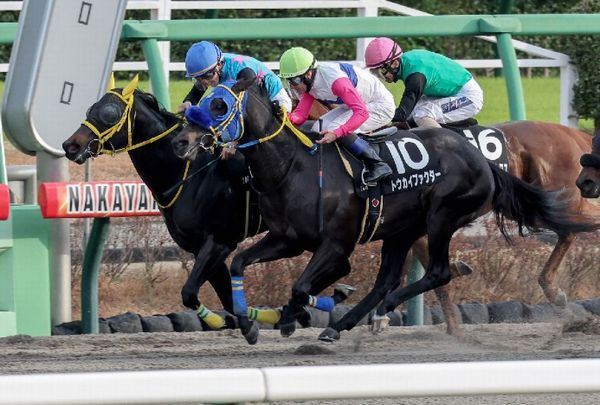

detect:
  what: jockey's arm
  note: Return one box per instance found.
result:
[183,81,206,106]
[393,72,426,122]
[330,77,369,138]
[289,92,315,126]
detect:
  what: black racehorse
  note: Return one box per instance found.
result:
[172,77,597,343]
[62,77,356,330]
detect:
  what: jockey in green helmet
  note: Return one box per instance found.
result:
[279,47,395,184]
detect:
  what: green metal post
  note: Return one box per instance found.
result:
[81,217,110,334]
[142,38,170,109]
[405,257,425,326]
[11,205,51,336]
[496,33,526,121]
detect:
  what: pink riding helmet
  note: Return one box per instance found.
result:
[365,37,403,68]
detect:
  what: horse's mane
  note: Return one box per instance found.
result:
[134,89,183,127]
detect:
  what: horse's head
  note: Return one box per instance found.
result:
[577,152,600,198]
[173,76,277,161]
[62,76,140,164]
[63,76,180,164]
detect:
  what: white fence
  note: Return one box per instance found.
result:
[1,359,600,404]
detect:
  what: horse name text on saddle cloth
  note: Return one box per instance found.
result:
[363,133,443,195]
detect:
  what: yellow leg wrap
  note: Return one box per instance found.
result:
[247,307,281,324]
[197,304,225,330]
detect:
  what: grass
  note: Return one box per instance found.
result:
[117,76,593,132]
[0,76,592,131]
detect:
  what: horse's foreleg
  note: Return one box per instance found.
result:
[538,233,575,307]
[319,235,414,342]
[412,237,461,336]
[229,232,303,345]
[181,235,231,329]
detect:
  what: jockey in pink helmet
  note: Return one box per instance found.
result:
[365,37,483,128]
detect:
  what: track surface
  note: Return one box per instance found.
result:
[2,321,600,404]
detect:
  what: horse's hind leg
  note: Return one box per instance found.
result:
[281,240,354,338]
[376,210,462,319]
[412,237,462,336]
[319,235,415,342]
[538,233,575,307]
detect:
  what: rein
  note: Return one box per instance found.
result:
[81,89,188,209]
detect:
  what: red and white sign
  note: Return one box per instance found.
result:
[39,181,161,218]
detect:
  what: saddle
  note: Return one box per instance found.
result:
[336,128,444,243]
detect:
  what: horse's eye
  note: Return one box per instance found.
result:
[211,98,228,118]
[99,104,123,125]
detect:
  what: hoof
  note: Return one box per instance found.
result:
[279,321,296,337]
[369,314,390,335]
[318,327,340,342]
[243,322,259,345]
[334,284,357,301]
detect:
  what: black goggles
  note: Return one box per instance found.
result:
[194,68,218,80]
[287,75,305,86]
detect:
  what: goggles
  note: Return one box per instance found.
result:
[194,67,218,80]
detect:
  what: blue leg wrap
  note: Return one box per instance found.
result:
[231,276,248,316]
[309,295,335,312]
[348,137,368,155]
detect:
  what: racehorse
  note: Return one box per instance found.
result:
[62,77,352,331]
[171,77,595,342]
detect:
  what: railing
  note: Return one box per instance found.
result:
[0,1,580,125]
[1,359,600,404]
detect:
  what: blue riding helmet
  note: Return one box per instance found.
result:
[185,41,223,78]
[185,81,248,143]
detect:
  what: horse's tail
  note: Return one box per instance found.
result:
[489,163,599,239]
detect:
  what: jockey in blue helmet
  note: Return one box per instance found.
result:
[178,41,292,114]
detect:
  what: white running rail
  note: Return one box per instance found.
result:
[1,359,600,404]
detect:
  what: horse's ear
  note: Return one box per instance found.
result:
[122,74,139,98]
[232,76,256,93]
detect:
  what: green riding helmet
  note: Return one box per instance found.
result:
[279,47,317,78]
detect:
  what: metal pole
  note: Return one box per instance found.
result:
[36,152,71,326]
[141,38,170,109]
[405,256,424,325]
[81,217,110,334]
[496,33,526,121]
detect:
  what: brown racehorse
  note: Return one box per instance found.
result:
[308,105,599,334]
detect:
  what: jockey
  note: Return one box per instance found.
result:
[364,37,483,128]
[178,41,292,114]
[278,46,395,184]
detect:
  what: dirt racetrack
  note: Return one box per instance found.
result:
[2,321,600,404]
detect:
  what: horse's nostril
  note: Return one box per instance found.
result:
[63,142,79,155]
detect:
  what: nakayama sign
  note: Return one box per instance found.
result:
[39,181,161,218]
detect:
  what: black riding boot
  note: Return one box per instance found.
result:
[338,134,392,183]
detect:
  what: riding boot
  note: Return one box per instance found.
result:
[337,133,393,183]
